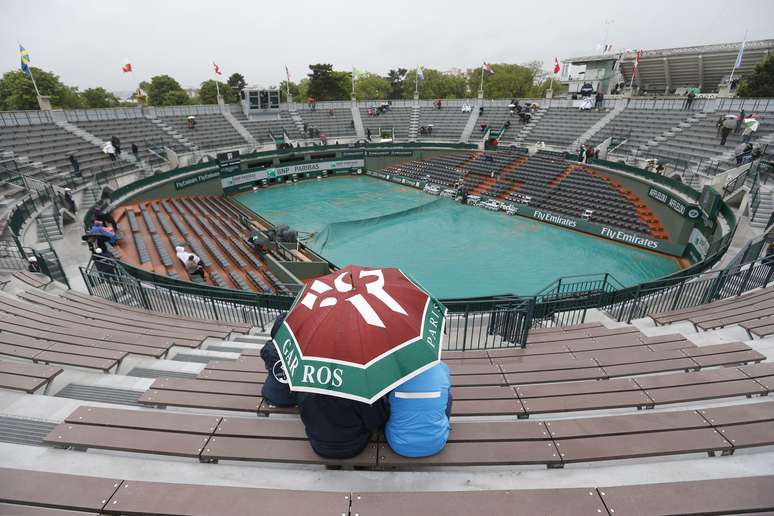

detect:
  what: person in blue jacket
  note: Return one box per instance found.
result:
[385,361,452,457]
[260,314,297,407]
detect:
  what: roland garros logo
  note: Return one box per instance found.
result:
[299,269,408,327]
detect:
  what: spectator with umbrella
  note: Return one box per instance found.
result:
[270,265,449,459]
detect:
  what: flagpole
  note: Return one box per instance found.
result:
[479,64,485,95]
[629,52,638,90]
[728,29,748,84]
[415,67,419,96]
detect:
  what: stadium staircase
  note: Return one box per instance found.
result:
[408,104,420,141]
[35,211,63,243]
[53,120,152,176]
[287,105,307,136]
[512,107,546,145]
[351,100,365,139]
[222,110,258,149]
[459,104,481,143]
[145,116,200,154]
[571,105,625,151]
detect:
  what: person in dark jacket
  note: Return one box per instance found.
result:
[297,392,388,459]
[260,314,297,407]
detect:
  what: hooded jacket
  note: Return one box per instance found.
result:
[385,362,451,457]
[260,314,297,407]
[297,393,389,459]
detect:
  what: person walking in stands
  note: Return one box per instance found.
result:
[366,128,372,141]
[131,143,139,160]
[594,91,604,110]
[68,154,81,178]
[63,188,76,213]
[260,314,297,407]
[297,391,388,459]
[578,145,586,163]
[110,135,121,156]
[735,109,746,135]
[103,141,117,161]
[385,362,452,458]
[684,91,695,110]
[720,125,733,146]
[27,256,41,273]
[716,115,724,138]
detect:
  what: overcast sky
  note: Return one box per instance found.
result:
[1,0,773,93]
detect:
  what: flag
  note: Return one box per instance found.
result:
[604,44,613,53]
[734,39,746,69]
[352,67,364,79]
[121,58,132,73]
[417,65,424,81]
[483,62,495,76]
[213,62,222,76]
[19,45,31,76]
[553,58,561,75]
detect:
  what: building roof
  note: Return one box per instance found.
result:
[568,39,774,93]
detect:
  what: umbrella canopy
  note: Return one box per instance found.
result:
[272,264,447,403]
[743,118,760,132]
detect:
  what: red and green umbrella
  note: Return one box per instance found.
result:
[272,264,447,404]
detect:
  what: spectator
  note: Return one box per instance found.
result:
[385,362,452,458]
[735,109,746,135]
[63,188,76,213]
[435,99,442,110]
[297,392,389,459]
[504,120,511,129]
[419,126,426,136]
[110,135,121,156]
[655,163,665,175]
[595,91,604,110]
[594,148,600,160]
[716,115,724,138]
[131,143,139,160]
[186,254,206,279]
[68,154,81,178]
[320,133,328,145]
[742,126,754,144]
[480,123,488,133]
[720,125,732,146]
[102,141,116,161]
[260,314,297,407]
[187,116,196,129]
[479,106,484,116]
[579,145,586,163]
[763,242,774,268]
[366,128,372,141]
[27,256,41,273]
[350,120,355,129]
[89,220,118,245]
[684,91,695,110]
[94,209,118,231]
[586,147,594,161]
[427,124,433,135]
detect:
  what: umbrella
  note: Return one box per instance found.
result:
[743,118,760,132]
[273,264,447,403]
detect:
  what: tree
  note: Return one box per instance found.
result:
[306,64,349,100]
[737,51,774,97]
[199,80,236,104]
[353,73,392,101]
[0,68,83,110]
[402,68,467,99]
[81,87,120,108]
[387,68,407,99]
[147,75,189,106]
[279,80,300,102]
[226,72,246,99]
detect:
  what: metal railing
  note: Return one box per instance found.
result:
[80,260,291,330]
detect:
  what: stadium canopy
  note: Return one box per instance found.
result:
[567,39,774,94]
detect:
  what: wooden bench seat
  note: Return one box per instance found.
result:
[0,468,120,514]
[62,290,252,333]
[24,290,228,339]
[0,321,170,357]
[597,475,774,516]
[0,360,62,393]
[741,315,774,338]
[139,389,261,412]
[12,270,49,289]
[650,286,774,326]
[0,332,122,373]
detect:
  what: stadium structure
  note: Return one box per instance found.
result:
[0,37,774,515]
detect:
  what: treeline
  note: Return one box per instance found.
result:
[0,68,248,111]
[0,61,567,111]
[282,62,562,102]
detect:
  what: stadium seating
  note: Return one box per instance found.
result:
[112,195,292,294]
[587,108,693,156]
[416,107,470,141]
[297,106,356,139]
[72,117,190,163]
[524,107,611,149]
[359,105,412,141]
[159,113,246,150]
[231,110,302,143]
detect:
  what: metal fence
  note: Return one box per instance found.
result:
[80,261,292,330]
[443,297,534,350]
